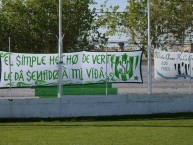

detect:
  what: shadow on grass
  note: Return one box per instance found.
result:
[0,113,193,123]
[0,124,193,128]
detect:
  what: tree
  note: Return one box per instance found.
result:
[0,0,107,53]
[97,0,193,55]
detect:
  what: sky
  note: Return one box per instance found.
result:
[91,0,127,11]
[90,0,129,47]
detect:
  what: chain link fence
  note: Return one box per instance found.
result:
[0,40,192,99]
[0,1,193,99]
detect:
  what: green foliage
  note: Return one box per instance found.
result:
[0,0,107,53]
[98,0,193,54]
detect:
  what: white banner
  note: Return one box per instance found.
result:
[154,49,193,80]
[0,51,143,87]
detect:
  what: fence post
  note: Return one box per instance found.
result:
[189,44,193,94]
[9,37,12,100]
[147,0,152,94]
[105,46,108,95]
[58,0,63,98]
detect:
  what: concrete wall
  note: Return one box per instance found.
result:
[0,94,193,118]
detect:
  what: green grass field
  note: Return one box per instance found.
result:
[0,114,193,145]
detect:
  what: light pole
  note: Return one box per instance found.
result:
[58,0,63,98]
[147,0,152,94]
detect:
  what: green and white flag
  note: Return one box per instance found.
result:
[114,54,139,81]
[0,51,143,88]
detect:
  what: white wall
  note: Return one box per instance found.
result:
[0,94,193,118]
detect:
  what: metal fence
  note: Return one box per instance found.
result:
[0,63,192,99]
[0,0,193,99]
[0,41,192,99]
